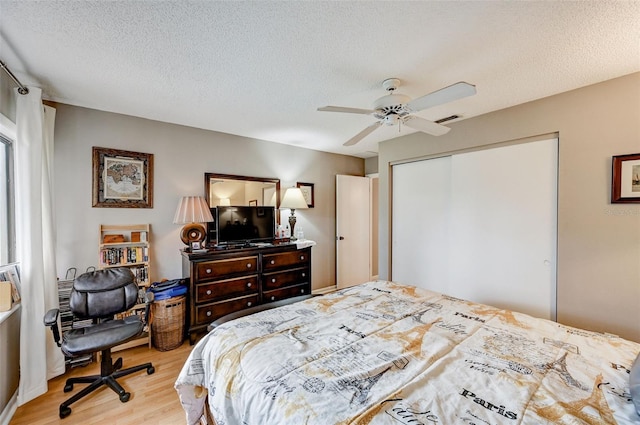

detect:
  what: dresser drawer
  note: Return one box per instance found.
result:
[263,249,309,271]
[262,268,309,290]
[195,256,258,282]
[196,275,258,303]
[196,295,259,325]
[263,284,310,303]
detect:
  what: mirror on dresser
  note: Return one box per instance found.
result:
[204,173,281,244]
[204,173,281,208]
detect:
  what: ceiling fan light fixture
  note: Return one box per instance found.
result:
[382,115,400,126]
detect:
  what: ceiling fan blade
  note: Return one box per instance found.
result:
[343,121,382,146]
[403,116,451,136]
[406,82,476,112]
[318,106,376,115]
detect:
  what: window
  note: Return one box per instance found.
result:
[0,134,15,265]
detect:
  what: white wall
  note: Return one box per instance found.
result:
[53,104,363,290]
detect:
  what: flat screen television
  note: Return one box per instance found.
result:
[216,206,276,244]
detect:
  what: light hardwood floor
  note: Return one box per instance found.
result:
[10,342,193,425]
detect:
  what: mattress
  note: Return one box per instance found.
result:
[175,280,640,424]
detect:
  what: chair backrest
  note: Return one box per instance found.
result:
[69,268,139,319]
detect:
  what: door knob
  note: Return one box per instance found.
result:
[336,236,345,240]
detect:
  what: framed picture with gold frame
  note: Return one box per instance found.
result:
[92,147,154,208]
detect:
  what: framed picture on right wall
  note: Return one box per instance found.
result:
[611,152,640,203]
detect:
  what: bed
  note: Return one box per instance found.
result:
[175,280,640,424]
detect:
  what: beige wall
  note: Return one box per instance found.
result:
[53,104,363,290]
[364,156,378,175]
[378,72,640,342]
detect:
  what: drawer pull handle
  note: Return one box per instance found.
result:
[247,282,252,288]
[271,296,275,301]
[206,289,212,295]
[246,263,252,268]
[301,289,305,293]
[206,311,212,317]
[206,268,212,274]
[247,301,252,307]
[270,260,275,265]
[302,273,306,277]
[272,278,276,283]
[300,256,305,260]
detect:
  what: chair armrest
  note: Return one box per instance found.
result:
[44,308,59,326]
[144,291,155,326]
[44,308,62,347]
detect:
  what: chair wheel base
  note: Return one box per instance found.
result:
[63,383,73,393]
[60,405,71,419]
[120,392,130,403]
[147,366,155,375]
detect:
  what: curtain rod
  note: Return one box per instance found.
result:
[0,60,29,95]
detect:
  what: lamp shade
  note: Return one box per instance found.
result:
[219,198,231,206]
[280,187,308,210]
[173,196,214,224]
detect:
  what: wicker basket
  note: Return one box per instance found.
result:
[151,295,186,351]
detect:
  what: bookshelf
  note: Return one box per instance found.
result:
[99,224,151,286]
[99,224,152,350]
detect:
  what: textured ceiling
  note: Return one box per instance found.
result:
[1,1,639,158]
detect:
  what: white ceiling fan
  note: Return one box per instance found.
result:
[318,78,476,146]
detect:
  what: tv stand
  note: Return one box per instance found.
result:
[181,243,311,344]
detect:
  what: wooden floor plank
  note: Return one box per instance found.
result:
[10,342,192,425]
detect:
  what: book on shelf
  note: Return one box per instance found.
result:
[0,282,12,311]
[0,263,21,303]
[100,246,149,266]
[131,231,148,242]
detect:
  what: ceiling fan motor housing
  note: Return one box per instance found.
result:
[373,93,411,119]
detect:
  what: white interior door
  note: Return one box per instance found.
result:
[336,175,371,289]
[392,138,558,320]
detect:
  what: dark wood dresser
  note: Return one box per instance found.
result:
[181,244,311,343]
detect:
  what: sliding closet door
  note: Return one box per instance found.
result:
[392,138,557,320]
[392,156,451,288]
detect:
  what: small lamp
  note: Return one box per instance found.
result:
[173,196,214,249]
[280,187,308,240]
[219,198,231,206]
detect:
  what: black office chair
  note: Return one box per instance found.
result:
[44,267,155,419]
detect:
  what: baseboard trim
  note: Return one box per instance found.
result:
[312,285,337,295]
[0,389,18,425]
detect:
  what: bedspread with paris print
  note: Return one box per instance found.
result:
[175,280,640,424]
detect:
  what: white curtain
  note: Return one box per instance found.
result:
[15,87,64,405]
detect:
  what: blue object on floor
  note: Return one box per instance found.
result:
[148,279,187,300]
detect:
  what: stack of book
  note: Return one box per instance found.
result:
[58,276,93,368]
